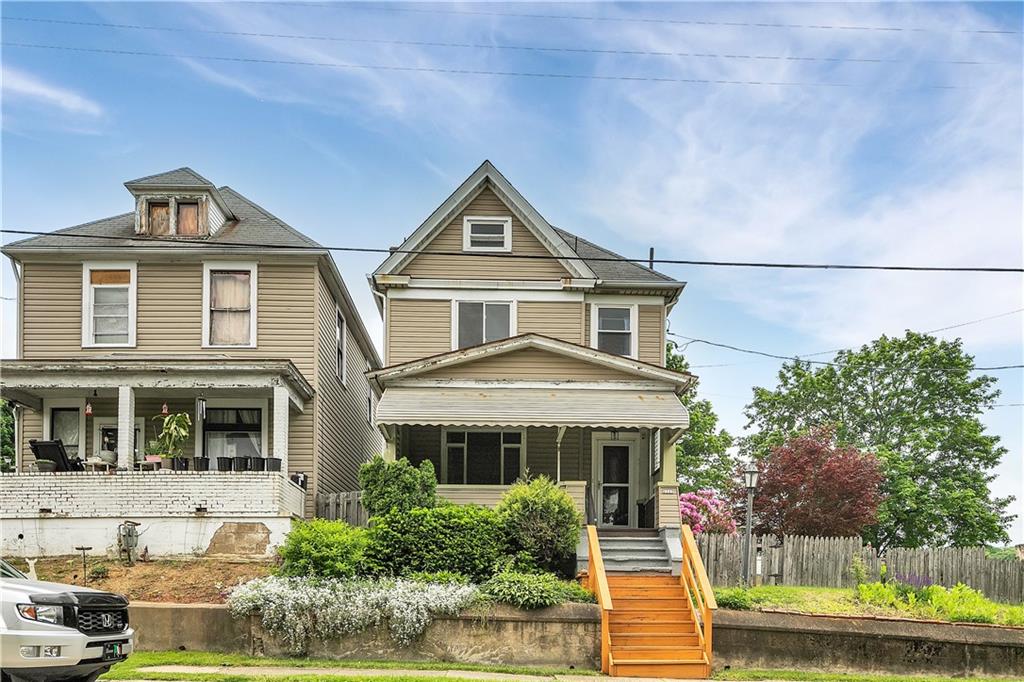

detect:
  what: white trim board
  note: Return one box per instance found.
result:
[463,215,513,253]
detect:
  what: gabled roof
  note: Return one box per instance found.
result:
[373,160,682,287]
[367,333,696,394]
[124,167,217,190]
[374,160,597,280]
[2,186,319,251]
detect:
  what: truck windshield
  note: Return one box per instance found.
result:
[0,559,27,579]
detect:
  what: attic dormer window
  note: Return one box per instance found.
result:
[140,196,208,236]
[148,201,171,236]
[463,216,512,252]
[177,201,200,235]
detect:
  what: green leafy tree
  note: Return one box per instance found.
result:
[743,331,1013,550]
[666,343,735,494]
[1,400,15,473]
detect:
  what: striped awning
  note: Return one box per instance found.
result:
[376,387,689,429]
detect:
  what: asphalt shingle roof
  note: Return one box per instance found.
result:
[553,227,678,284]
[123,167,216,188]
[3,186,322,251]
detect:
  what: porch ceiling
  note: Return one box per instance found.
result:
[376,386,689,429]
[0,358,313,410]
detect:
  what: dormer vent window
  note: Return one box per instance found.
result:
[177,201,200,235]
[138,196,209,237]
[463,216,512,252]
[148,201,171,236]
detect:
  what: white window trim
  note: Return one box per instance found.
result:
[194,397,269,459]
[81,261,137,348]
[41,398,87,460]
[336,305,348,386]
[451,299,518,351]
[590,303,638,359]
[462,216,513,253]
[441,428,527,485]
[91,417,146,460]
[202,261,258,349]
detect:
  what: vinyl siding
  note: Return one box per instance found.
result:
[398,187,570,280]
[638,305,666,366]
[386,299,451,365]
[20,258,317,378]
[517,301,585,344]
[312,269,385,509]
[419,347,641,381]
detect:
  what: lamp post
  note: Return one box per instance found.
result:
[741,464,760,586]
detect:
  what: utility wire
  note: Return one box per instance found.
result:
[296,2,1021,36]
[667,331,1024,372]
[3,228,1022,273]
[2,16,998,66]
[0,42,970,91]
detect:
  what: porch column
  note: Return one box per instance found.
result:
[660,429,678,484]
[382,425,397,461]
[273,386,289,473]
[117,386,135,470]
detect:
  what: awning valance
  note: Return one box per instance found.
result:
[376,387,689,429]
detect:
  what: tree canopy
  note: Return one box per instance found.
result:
[667,343,735,495]
[0,400,14,473]
[743,332,1013,549]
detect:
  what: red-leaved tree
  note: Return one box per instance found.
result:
[736,427,884,537]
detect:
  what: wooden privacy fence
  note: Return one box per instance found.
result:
[315,491,368,527]
[696,533,1024,604]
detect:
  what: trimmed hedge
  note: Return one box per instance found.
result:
[496,476,582,574]
[278,519,367,579]
[363,505,507,582]
[358,456,437,517]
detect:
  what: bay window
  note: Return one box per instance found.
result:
[443,430,524,485]
[455,301,513,349]
[203,262,257,347]
[82,262,136,347]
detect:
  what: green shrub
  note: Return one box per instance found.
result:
[88,564,109,580]
[714,587,753,610]
[278,519,368,578]
[358,456,437,517]
[482,570,594,609]
[363,505,507,582]
[496,476,582,573]
[407,571,470,585]
[927,583,997,624]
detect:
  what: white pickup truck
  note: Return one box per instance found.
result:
[0,559,134,682]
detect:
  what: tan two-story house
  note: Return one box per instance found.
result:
[1,168,383,557]
[367,161,693,537]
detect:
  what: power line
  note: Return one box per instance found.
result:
[667,331,1024,372]
[0,41,970,91]
[300,2,1021,36]
[2,16,998,67]
[3,228,1023,273]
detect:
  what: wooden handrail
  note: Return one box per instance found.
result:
[586,525,613,673]
[680,524,717,669]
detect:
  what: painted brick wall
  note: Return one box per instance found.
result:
[0,471,305,519]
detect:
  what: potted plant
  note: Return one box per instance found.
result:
[265,456,282,472]
[248,455,266,472]
[143,441,164,469]
[152,412,192,471]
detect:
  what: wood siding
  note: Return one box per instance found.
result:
[419,347,641,381]
[638,305,665,366]
[398,187,570,280]
[386,298,451,365]
[517,301,585,344]
[312,269,385,508]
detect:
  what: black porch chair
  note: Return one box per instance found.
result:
[29,439,84,472]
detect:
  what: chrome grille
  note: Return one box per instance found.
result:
[77,608,127,634]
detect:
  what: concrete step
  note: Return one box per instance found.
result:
[598,528,660,538]
[603,548,669,560]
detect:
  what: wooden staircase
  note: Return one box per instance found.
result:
[586,526,717,679]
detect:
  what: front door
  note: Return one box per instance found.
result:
[598,442,633,527]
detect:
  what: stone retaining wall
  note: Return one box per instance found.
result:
[128,603,1024,677]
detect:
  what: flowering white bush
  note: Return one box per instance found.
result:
[227,576,480,650]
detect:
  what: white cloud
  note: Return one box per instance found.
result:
[579,3,1022,349]
[2,66,104,117]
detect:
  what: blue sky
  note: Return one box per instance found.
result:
[3,2,1022,542]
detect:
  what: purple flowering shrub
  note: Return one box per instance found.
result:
[679,490,737,534]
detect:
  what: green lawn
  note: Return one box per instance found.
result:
[101,652,1024,682]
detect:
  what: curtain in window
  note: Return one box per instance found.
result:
[204,408,262,458]
[210,271,251,345]
[51,409,80,459]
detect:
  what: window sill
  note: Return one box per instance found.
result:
[202,344,258,349]
[82,343,136,349]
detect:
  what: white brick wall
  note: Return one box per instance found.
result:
[0,471,306,519]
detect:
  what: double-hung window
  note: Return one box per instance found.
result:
[203,262,257,347]
[336,307,347,383]
[463,216,512,252]
[82,262,136,347]
[592,305,636,358]
[444,430,523,485]
[455,301,513,349]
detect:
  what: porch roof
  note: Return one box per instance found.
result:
[376,386,689,429]
[0,358,314,410]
